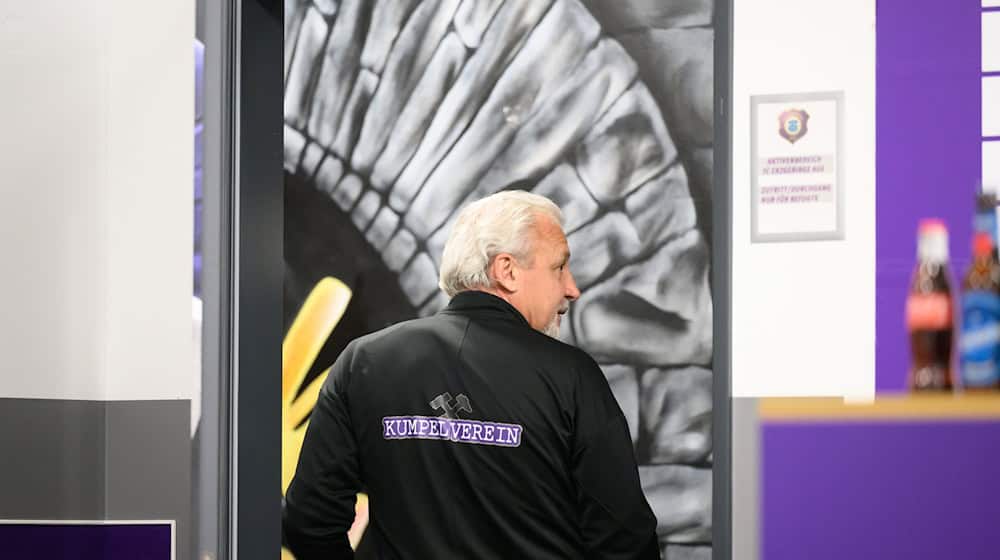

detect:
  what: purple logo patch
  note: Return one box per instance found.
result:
[382,416,523,448]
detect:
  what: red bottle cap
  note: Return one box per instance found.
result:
[973,232,994,257]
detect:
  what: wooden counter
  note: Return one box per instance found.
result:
[758,393,1000,421]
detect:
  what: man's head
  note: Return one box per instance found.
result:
[438,190,581,337]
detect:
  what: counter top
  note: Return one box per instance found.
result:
[758,393,1000,421]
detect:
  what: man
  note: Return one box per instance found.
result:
[282,191,659,559]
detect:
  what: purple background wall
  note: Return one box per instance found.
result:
[762,1,991,559]
[875,0,982,392]
[762,421,1000,560]
[0,524,172,560]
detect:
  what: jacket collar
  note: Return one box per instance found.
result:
[443,290,531,328]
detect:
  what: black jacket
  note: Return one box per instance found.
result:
[282,290,659,559]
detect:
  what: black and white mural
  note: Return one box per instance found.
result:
[283,1,713,557]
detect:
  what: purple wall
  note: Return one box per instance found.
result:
[762,421,1000,560]
[0,523,172,559]
[875,0,982,391]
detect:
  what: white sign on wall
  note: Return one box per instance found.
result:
[751,91,844,242]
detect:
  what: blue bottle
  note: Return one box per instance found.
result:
[959,233,1000,390]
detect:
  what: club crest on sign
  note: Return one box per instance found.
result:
[778,109,809,144]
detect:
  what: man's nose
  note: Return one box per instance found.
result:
[565,270,581,301]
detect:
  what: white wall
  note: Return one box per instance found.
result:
[984,9,1000,194]
[0,3,194,401]
[731,0,876,398]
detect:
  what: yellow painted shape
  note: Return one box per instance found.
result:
[281,277,370,558]
[282,277,352,405]
[289,369,329,430]
[282,277,351,494]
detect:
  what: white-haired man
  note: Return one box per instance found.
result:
[283,191,659,559]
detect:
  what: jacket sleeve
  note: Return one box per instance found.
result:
[282,343,362,560]
[570,352,661,560]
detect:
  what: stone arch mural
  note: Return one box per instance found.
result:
[282,1,714,557]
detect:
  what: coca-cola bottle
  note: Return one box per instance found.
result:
[906,219,954,391]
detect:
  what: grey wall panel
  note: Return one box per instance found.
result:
[105,400,191,560]
[0,399,106,520]
[731,398,758,560]
[0,399,192,559]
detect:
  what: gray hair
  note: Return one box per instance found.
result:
[438,190,563,297]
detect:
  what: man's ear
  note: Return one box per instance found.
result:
[489,253,519,293]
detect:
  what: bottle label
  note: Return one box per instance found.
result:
[906,294,952,330]
[959,290,1000,387]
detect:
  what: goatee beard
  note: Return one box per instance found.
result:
[543,317,560,339]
